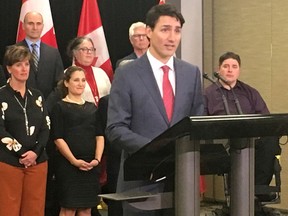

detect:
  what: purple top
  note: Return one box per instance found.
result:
[204,80,269,115]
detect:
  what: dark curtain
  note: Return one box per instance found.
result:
[0,0,158,70]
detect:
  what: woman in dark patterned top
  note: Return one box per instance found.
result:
[0,45,50,215]
[51,66,104,216]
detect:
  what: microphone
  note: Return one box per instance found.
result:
[213,72,243,114]
[203,72,216,84]
[203,73,230,115]
[213,71,229,84]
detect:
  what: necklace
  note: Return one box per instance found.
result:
[14,95,29,136]
[65,95,85,105]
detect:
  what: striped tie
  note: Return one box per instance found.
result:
[31,43,39,71]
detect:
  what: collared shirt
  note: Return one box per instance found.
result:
[147,49,176,97]
[204,80,269,115]
[25,38,41,58]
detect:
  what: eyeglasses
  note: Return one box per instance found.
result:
[78,47,96,53]
[132,34,147,39]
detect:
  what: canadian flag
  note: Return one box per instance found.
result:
[159,0,166,4]
[16,0,58,48]
[78,0,114,82]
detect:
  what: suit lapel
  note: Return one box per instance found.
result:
[171,58,185,124]
[38,42,45,70]
[136,55,169,124]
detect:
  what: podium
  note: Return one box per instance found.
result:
[122,114,288,216]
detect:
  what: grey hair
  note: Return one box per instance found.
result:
[129,22,146,38]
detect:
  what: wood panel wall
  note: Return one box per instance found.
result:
[203,0,288,210]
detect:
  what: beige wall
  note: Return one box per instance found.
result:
[203,0,288,210]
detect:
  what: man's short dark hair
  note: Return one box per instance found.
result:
[145,4,185,30]
[219,52,241,67]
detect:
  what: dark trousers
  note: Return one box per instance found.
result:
[255,136,281,185]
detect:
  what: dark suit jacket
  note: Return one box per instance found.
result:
[106,54,204,196]
[97,95,121,186]
[16,40,64,99]
[115,52,138,68]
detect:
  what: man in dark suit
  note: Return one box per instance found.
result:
[16,11,64,99]
[115,22,149,68]
[14,11,64,216]
[106,4,204,216]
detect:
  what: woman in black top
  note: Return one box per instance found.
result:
[0,45,50,215]
[51,66,104,216]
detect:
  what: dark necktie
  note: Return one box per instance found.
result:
[31,43,39,71]
[162,65,174,122]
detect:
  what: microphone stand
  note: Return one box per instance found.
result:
[213,72,243,115]
[203,72,231,207]
[203,73,230,115]
[230,88,243,114]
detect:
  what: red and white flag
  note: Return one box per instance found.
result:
[16,0,58,48]
[159,0,166,4]
[78,0,114,82]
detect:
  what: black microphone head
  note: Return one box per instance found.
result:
[203,72,216,84]
[213,71,220,78]
[213,71,229,84]
[202,73,209,79]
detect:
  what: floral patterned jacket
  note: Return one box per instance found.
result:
[0,84,50,167]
